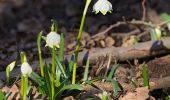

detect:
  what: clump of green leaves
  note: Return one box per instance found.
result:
[30,21,81,99]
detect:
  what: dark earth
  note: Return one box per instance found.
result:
[1,0,170,69]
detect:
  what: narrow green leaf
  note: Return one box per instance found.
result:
[107,64,119,80]
[55,84,81,98]
[44,64,52,97]
[83,58,90,81]
[0,90,5,100]
[56,57,67,78]
[58,33,64,62]
[110,79,120,97]
[37,85,47,96]
[30,71,44,85]
[55,68,61,87]
[142,63,149,87]
[161,13,170,31]
[68,56,74,73]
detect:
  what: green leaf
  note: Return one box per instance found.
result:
[58,33,65,62]
[83,58,90,81]
[30,71,44,85]
[55,84,81,98]
[107,64,119,80]
[68,55,74,73]
[55,68,61,87]
[142,63,149,87]
[37,85,48,96]
[161,13,170,31]
[0,90,6,100]
[56,57,67,78]
[44,64,52,97]
[110,79,120,97]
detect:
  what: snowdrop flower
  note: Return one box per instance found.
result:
[46,32,60,48]
[21,62,32,77]
[93,0,112,15]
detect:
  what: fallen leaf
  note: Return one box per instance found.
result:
[120,87,149,100]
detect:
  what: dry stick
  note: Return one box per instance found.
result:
[92,21,151,38]
[111,29,141,37]
[142,0,146,21]
[65,37,170,66]
[92,20,170,39]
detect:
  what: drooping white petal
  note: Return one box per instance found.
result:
[93,0,112,15]
[21,62,32,77]
[46,32,60,48]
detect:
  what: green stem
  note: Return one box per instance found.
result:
[6,67,10,86]
[20,52,27,63]
[21,75,28,100]
[72,0,91,84]
[37,31,44,77]
[51,47,56,99]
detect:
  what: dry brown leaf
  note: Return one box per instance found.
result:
[2,84,20,100]
[105,36,115,47]
[119,87,149,100]
[122,35,137,47]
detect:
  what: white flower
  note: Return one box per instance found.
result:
[46,32,60,48]
[93,0,112,15]
[21,62,32,77]
[8,61,16,71]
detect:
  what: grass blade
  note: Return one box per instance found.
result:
[83,58,90,81]
[58,33,64,62]
[56,57,67,78]
[107,64,119,80]
[142,63,149,87]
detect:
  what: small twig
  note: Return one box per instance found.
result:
[92,19,170,39]
[111,29,141,37]
[104,54,112,77]
[92,20,153,38]
[142,0,146,21]
[158,20,170,26]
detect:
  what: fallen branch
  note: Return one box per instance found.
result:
[65,37,170,65]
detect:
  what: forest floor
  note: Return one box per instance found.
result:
[0,0,170,99]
